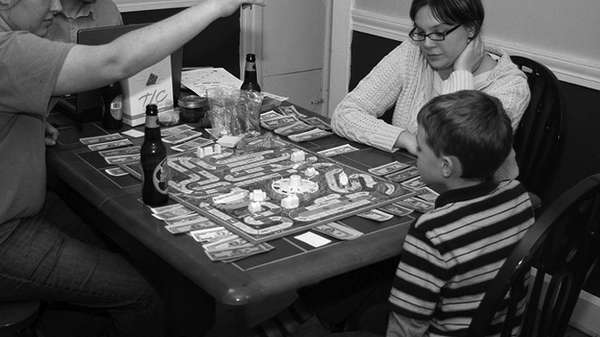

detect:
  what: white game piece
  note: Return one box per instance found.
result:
[249,189,266,202]
[289,175,301,188]
[281,194,300,209]
[290,150,306,162]
[304,167,318,177]
[196,147,204,158]
[203,146,214,156]
[248,201,262,213]
[213,143,222,154]
[339,171,349,186]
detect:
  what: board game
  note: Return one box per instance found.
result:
[157,134,414,243]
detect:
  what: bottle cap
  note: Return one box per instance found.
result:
[145,104,159,115]
[246,53,256,62]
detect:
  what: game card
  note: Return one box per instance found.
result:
[273,120,314,136]
[166,220,217,235]
[414,187,439,202]
[368,161,410,176]
[151,207,195,221]
[396,197,434,213]
[379,203,413,217]
[384,166,419,182]
[205,242,274,262]
[161,124,194,137]
[105,154,140,165]
[171,137,214,152]
[288,128,333,142]
[104,167,129,177]
[277,105,307,118]
[99,145,141,157]
[79,133,123,145]
[260,115,298,130]
[294,232,331,247]
[203,235,250,252]
[313,222,363,240]
[317,144,360,157]
[88,138,133,151]
[150,203,184,214]
[163,213,203,226]
[189,227,231,243]
[303,117,331,131]
[163,129,203,144]
[260,110,282,120]
[120,129,144,138]
[357,209,394,222]
[401,176,427,190]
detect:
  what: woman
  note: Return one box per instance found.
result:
[0,0,263,336]
[330,0,529,180]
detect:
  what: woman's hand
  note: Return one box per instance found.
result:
[45,122,59,146]
[453,35,484,73]
[395,131,418,155]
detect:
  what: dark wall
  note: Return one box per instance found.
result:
[122,8,240,76]
[350,31,600,296]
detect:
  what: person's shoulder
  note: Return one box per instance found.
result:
[486,47,527,79]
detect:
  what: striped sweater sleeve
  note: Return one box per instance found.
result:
[388,222,448,320]
[330,43,412,152]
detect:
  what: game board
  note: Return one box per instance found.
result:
[131,135,414,243]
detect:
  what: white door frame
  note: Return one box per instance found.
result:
[240,0,352,117]
[325,0,353,117]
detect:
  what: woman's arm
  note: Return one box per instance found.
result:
[54,0,263,95]
[330,43,412,152]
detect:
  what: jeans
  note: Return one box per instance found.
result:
[0,192,165,337]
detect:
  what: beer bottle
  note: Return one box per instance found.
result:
[141,104,168,206]
[240,53,261,92]
[102,82,123,131]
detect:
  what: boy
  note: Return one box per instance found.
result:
[387,90,534,337]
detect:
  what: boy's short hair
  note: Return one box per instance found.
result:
[417,90,513,180]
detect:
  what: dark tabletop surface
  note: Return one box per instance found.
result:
[47,104,418,306]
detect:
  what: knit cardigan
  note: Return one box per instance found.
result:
[330,42,530,180]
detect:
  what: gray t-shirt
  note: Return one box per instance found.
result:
[0,22,73,225]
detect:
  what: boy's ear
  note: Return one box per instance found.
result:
[441,155,462,178]
[441,156,453,178]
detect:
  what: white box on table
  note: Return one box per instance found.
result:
[120,56,174,126]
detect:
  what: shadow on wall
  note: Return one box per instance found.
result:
[122,8,240,76]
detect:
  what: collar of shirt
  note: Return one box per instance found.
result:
[435,180,500,208]
[61,0,95,19]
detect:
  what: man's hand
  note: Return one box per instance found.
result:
[214,0,265,18]
[45,122,59,146]
[453,35,484,73]
[395,131,418,155]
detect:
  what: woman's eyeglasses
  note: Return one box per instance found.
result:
[409,25,461,42]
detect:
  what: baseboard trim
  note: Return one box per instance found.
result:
[352,9,600,91]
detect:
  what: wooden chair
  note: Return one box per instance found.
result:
[511,55,565,201]
[467,173,600,337]
[0,301,41,337]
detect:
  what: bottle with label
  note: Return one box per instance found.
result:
[240,53,261,92]
[141,104,168,206]
[102,82,123,131]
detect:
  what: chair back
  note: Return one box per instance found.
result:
[511,56,565,197]
[467,174,600,337]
